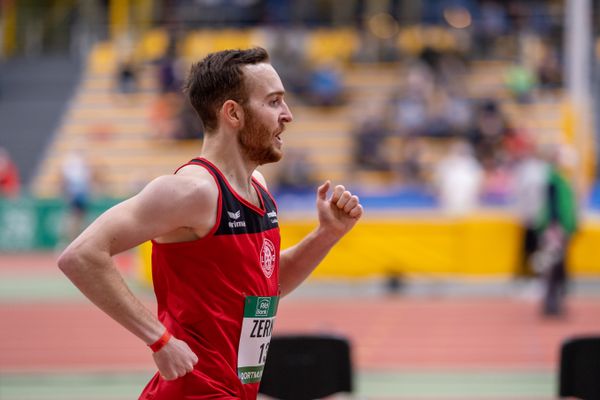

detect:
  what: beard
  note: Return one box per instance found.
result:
[238,106,283,165]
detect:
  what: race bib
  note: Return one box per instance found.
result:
[237,296,279,384]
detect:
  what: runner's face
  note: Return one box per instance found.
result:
[238,63,293,165]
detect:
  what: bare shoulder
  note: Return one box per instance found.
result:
[252,170,268,188]
[142,172,217,206]
[137,166,219,225]
[134,166,219,240]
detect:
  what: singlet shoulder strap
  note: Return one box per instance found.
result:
[252,177,278,213]
[175,157,214,174]
[172,158,225,238]
[174,158,230,191]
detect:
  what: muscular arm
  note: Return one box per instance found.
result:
[57,174,216,379]
[279,181,363,296]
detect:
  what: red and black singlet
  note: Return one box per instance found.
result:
[139,158,280,400]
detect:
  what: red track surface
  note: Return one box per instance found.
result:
[0,252,61,273]
[2,297,600,372]
[276,297,600,369]
[1,253,599,373]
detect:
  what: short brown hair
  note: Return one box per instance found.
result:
[184,47,270,132]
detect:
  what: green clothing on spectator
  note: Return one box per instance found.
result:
[536,167,577,234]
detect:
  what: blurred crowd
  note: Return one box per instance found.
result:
[115,40,205,141]
[62,0,572,217]
[348,37,565,215]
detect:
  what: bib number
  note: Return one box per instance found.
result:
[237,296,279,384]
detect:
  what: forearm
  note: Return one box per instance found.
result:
[58,244,165,345]
[279,226,341,296]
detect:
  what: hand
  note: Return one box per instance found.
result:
[544,223,565,250]
[316,181,363,238]
[152,335,198,380]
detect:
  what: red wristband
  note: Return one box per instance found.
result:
[148,330,171,353]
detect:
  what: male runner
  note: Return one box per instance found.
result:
[58,47,363,399]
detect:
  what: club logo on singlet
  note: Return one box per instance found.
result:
[260,238,276,278]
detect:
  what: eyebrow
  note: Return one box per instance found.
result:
[266,90,285,98]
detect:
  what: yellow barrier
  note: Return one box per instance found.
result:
[138,213,600,284]
[280,214,522,277]
[568,221,600,276]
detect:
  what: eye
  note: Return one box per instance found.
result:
[270,98,281,106]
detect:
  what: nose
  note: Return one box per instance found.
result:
[281,101,293,123]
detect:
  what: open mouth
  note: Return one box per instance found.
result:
[275,127,284,144]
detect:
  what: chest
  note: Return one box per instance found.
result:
[215,182,278,237]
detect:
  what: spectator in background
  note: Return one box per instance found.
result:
[269,28,311,99]
[389,62,433,136]
[537,45,562,90]
[436,52,469,90]
[424,87,454,137]
[468,99,508,163]
[149,92,184,140]
[434,140,483,216]
[60,150,97,243]
[149,92,204,140]
[474,0,508,57]
[390,88,428,136]
[176,99,204,140]
[532,145,577,317]
[0,147,20,198]
[307,61,345,107]
[480,154,512,204]
[353,114,391,172]
[442,85,473,137]
[396,136,426,187]
[512,142,549,281]
[157,47,183,94]
[505,62,537,103]
[275,149,316,194]
[418,46,442,74]
[117,56,138,94]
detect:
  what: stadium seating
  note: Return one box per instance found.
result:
[32,28,566,199]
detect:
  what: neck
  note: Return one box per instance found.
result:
[199,132,258,193]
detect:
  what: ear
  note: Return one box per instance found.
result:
[220,100,244,129]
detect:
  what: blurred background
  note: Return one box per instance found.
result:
[1,0,600,399]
